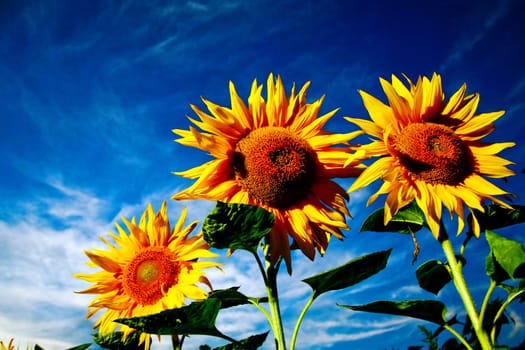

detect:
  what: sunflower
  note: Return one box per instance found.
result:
[0,339,14,350]
[172,73,362,271]
[346,73,515,239]
[75,202,219,349]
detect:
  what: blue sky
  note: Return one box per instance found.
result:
[1,0,524,349]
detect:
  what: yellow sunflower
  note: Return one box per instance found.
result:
[172,73,362,270]
[346,73,515,239]
[0,339,14,350]
[75,202,219,349]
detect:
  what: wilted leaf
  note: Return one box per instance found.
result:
[302,250,391,298]
[203,202,274,252]
[416,260,451,295]
[340,300,447,325]
[361,201,426,234]
[486,230,525,280]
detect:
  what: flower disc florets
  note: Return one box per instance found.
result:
[393,122,473,185]
[233,126,317,208]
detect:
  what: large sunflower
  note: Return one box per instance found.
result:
[75,202,219,349]
[172,73,362,270]
[346,73,515,239]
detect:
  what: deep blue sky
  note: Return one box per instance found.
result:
[1,1,524,349]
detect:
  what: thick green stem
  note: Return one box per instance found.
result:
[290,292,315,350]
[441,237,493,350]
[266,263,287,350]
[252,251,286,350]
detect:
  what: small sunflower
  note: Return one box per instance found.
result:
[0,339,14,350]
[172,73,362,271]
[346,73,515,238]
[75,202,219,349]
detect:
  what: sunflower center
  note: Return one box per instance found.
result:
[122,247,180,306]
[394,122,473,185]
[232,126,317,208]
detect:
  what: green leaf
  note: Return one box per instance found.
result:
[34,346,45,350]
[208,287,266,308]
[116,298,224,337]
[202,202,275,252]
[416,260,451,295]
[486,230,525,280]
[360,201,426,233]
[486,252,511,283]
[339,300,447,325]
[471,205,525,232]
[66,345,91,350]
[302,249,391,298]
[212,332,269,350]
[93,331,146,350]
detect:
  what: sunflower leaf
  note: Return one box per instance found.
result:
[66,345,91,350]
[416,260,451,295]
[93,331,146,350]
[302,249,391,298]
[203,202,275,253]
[208,287,267,308]
[470,204,525,232]
[116,298,224,337]
[211,332,269,350]
[339,300,447,325]
[360,201,426,234]
[486,230,525,281]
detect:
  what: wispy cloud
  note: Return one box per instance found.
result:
[439,1,512,72]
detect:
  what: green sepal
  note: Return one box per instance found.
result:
[416,260,451,295]
[470,204,525,232]
[360,201,426,234]
[302,249,391,298]
[486,230,525,281]
[211,332,269,350]
[339,299,447,325]
[93,331,146,350]
[202,202,275,253]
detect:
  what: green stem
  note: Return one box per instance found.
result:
[441,237,493,350]
[171,335,182,350]
[252,251,286,350]
[479,280,497,327]
[266,262,287,350]
[290,292,315,350]
[443,324,474,350]
[490,289,525,344]
[249,297,274,327]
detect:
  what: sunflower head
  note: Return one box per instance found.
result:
[75,202,220,349]
[346,73,515,238]
[172,73,362,272]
